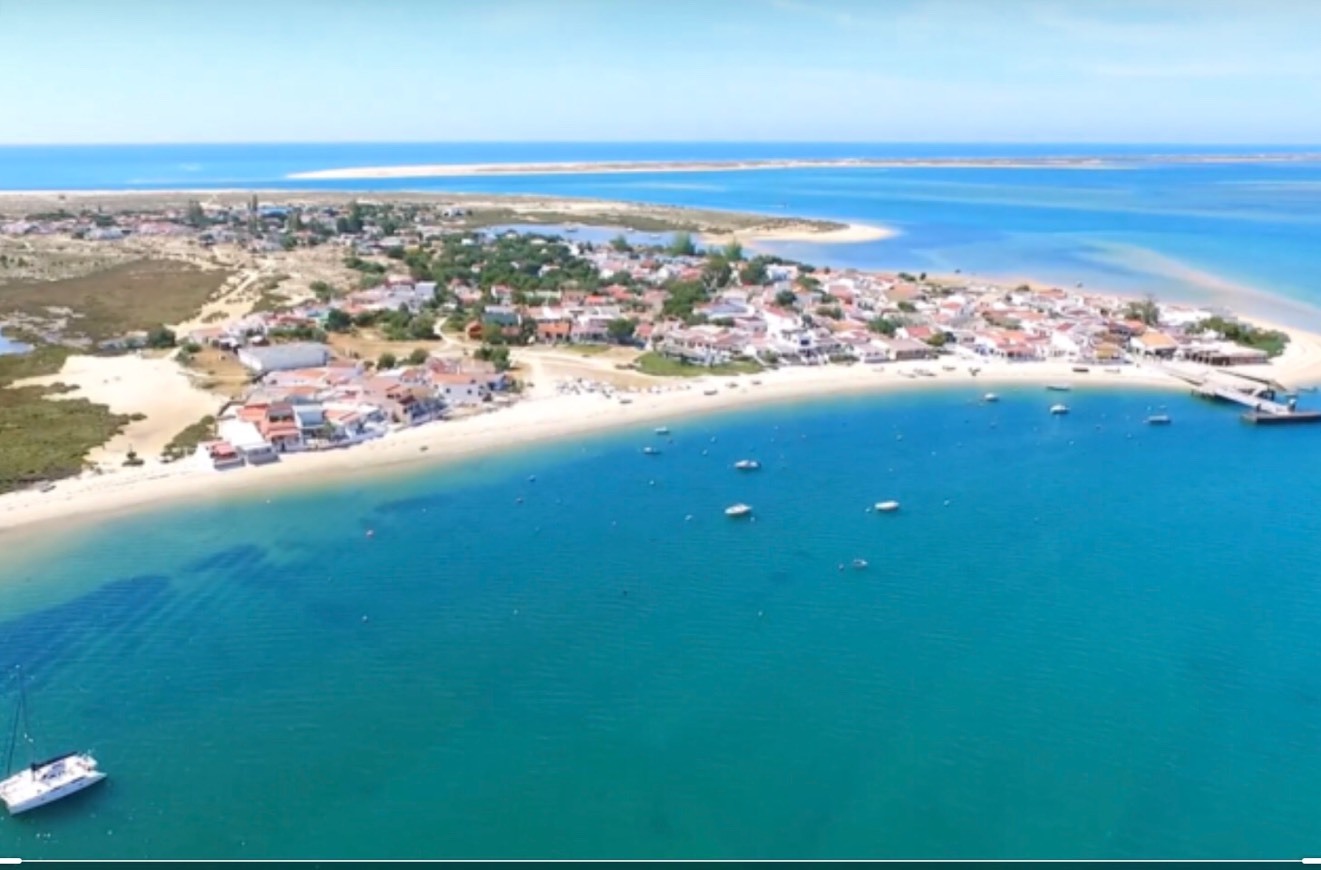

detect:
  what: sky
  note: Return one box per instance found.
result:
[1,0,1319,144]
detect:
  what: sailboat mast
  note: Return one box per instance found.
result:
[4,669,22,776]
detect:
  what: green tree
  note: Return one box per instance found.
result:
[721,241,744,262]
[310,280,335,302]
[606,318,637,344]
[610,234,632,253]
[146,326,177,348]
[897,300,917,313]
[668,232,697,256]
[325,308,352,332]
[867,317,899,337]
[701,256,732,291]
[184,200,207,229]
[774,289,798,308]
[377,351,397,370]
[406,348,430,365]
[739,259,769,286]
[926,332,950,348]
[407,313,437,340]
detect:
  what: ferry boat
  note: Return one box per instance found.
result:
[1050,404,1070,415]
[874,500,901,512]
[1,671,106,815]
[733,459,761,471]
[725,503,753,518]
[1145,414,1172,425]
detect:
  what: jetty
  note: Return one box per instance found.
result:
[1165,367,1321,425]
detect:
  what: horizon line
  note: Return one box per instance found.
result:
[3,140,1321,149]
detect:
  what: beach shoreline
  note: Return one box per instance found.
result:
[0,356,1258,542]
[283,153,1321,181]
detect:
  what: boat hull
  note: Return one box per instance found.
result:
[2,770,105,815]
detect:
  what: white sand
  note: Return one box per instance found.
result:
[702,222,896,245]
[0,356,1211,541]
[16,353,224,465]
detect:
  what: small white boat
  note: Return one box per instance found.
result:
[1,753,106,815]
[874,500,900,512]
[1145,414,1172,425]
[1,672,106,815]
[983,392,999,403]
[654,426,670,435]
[733,459,761,471]
[851,558,869,570]
[725,503,753,518]
[1050,404,1069,415]
[642,446,661,455]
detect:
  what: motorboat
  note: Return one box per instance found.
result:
[851,559,869,570]
[725,503,753,518]
[874,500,900,512]
[1145,414,1172,425]
[983,392,999,403]
[654,426,670,435]
[1050,404,1069,415]
[733,459,761,471]
[1046,384,1072,392]
[642,446,661,455]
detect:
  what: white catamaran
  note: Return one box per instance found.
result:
[0,669,106,815]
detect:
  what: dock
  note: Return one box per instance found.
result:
[1152,362,1321,425]
[1191,384,1321,424]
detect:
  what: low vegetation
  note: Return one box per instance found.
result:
[0,259,231,341]
[634,351,763,378]
[1194,316,1290,357]
[162,415,217,462]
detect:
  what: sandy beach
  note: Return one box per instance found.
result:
[701,222,896,245]
[8,334,1321,543]
[283,153,1321,182]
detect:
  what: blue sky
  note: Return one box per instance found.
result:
[2,0,1319,144]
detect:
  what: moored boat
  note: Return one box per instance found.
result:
[654,426,670,435]
[874,500,900,512]
[733,459,761,471]
[1050,404,1069,415]
[983,392,999,403]
[725,503,753,518]
[1,671,106,815]
[642,446,661,455]
[1145,414,1172,425]
[1047,384,1072,392]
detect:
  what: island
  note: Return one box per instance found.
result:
[1,191,1318,536]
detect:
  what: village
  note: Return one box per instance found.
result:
[0,196,1294,473]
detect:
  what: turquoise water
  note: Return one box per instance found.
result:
[5,387,1321,859]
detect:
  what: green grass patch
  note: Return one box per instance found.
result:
[635,351,763,378]
[0,383,133,493]
[0,344,72,387]
[0,259,232,341]
[162,414,216,461]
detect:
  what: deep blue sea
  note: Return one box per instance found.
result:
[5,144,1321,858]
[4,142,1321,325]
